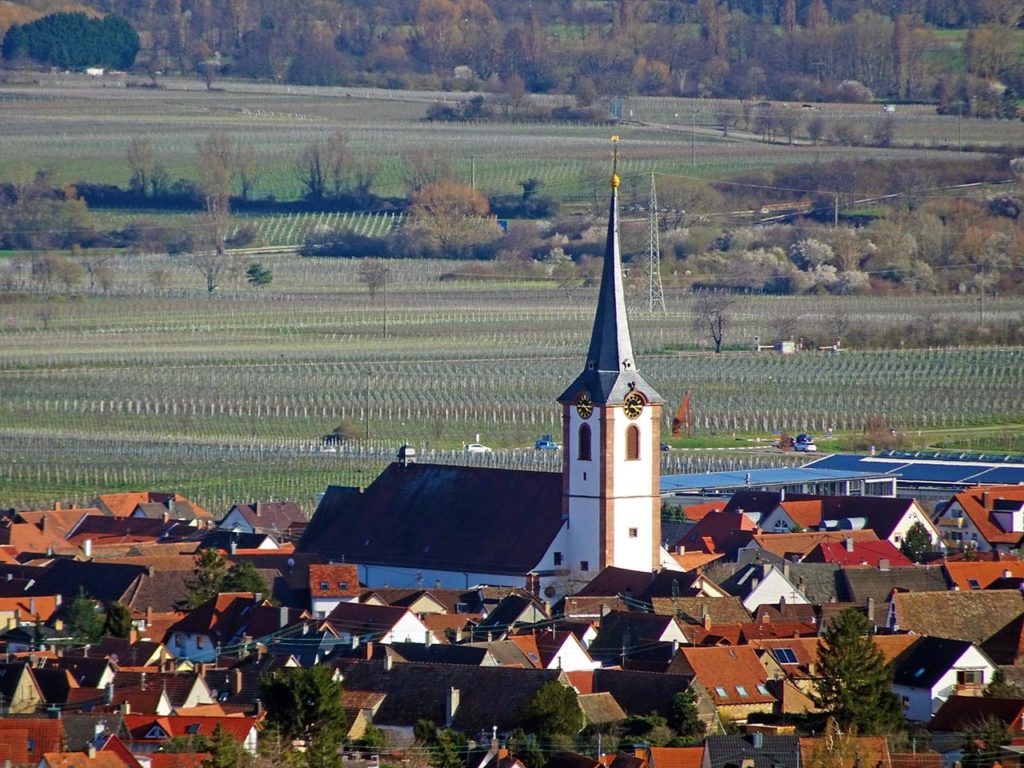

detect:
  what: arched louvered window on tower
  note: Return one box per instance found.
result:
[578,423,592,461]
[626,425,641,460]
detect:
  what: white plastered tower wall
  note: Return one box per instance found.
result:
[559,139,664,578]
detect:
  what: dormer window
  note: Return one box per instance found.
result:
[320,582,329,590]
[338,582,348,590]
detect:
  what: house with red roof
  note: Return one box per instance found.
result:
[92,492,210,521]
[934,486,1024,552]
[309,563,361,617]
[122,713,260,754]
[508,627,598,671]
[677,645,776,720]
[0,717,63,766]
[730,492,939,550]
[164,593,307,662]
[674,511,758,558]
[323,601,437,645]
[803,538,912,568]
[219,501,306,539]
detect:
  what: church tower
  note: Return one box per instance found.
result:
[558,139,664,578]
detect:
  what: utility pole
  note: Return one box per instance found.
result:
[691,113,696,166]
[644,173,667,312]
[834,194,839,226]
[471,156,477,190]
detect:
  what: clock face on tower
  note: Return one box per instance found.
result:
[575,391,593,419]
[623,391,645,419]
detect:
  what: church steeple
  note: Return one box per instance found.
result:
[557,137,665,579]
[585,140,635,376]
[560,138,662,407]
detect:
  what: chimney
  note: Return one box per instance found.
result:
[425,630,433,647]
[983,492,991,508]
[83,539,92,558]
[845,537,855,552]
[123,701,131,715]
[255,501,261,517]
[54,502,61,511]
[435,579,442,590]
[866,597,876,624]
[279,607,289,629]
[87,745,97,759]
[783,561,791,581]
[752,731,764,749]
[1005,569,1013,579]
[28,598,35,616]
[146,606,153,626]
[383,652,392,671]
[140,672,146,691]
[104,682,113,705]
[879,559,890,572]
[232,668,243,695]
[445,686,460,727]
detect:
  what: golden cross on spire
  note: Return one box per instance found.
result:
[611,135,620,189]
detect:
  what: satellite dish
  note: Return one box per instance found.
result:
[544,585,556,598]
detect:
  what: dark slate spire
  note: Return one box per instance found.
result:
[585,168,635,375]
[559,140,662,406]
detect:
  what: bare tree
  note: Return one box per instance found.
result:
[401,147,455,195]
[408,180,497,253]
[126,136,156,198]
[357,258,389,298]
[193,132,234,294]
[234,143,260,201]
[714,104,739,137]
[296,132,348,201]
[692,289,733,353]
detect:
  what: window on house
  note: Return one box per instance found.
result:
[580,561,589,572]
[626,425,640,460]
[320,581,329,590]
[756,684,770,695]
[554,552,563,566]
[197,636,204,648]
[628,528,638,538]
[957,669,983,685]
[773,648,798,664]
[338,582,348,590]
[715,686,728,697]
[967,578,981,590]
[27,738,35,752]
[736,686,749,697]
[186,724,201,734]
[578,424,592,461]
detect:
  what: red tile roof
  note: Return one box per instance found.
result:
[309,564,361,598]
[0,718,63,764]
[679,646,774,705]
[649,747,704,768]
[123,714,259,743]
[93,492,209,519]
[945,560,1024,591]
[950,486,1024,547]
[677,511,757,555]
[806,539,912,567]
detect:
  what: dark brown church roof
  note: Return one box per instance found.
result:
[299,463,564,575]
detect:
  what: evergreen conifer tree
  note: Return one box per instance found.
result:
[814,608,904,734]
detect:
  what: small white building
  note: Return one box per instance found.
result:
[891,637,996,722]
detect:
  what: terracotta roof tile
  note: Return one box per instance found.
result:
[751,531,879,560]
[309,564,361,598]
[945,561,1024,591]
[679,646,774,705]
[0,718,63,763]
[949,486,1024,547]
[649,747,704,768]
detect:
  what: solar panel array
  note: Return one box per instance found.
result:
[804,453,1024,487]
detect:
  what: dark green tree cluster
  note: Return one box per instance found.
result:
[261,665,347,768]
[899,522,934,563]
[182,547,269,609]
[2,12,140,70]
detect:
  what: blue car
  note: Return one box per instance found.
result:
[535,435,561,450]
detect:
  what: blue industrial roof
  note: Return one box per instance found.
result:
[659,466,888,494]
[804,451,1024,487]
